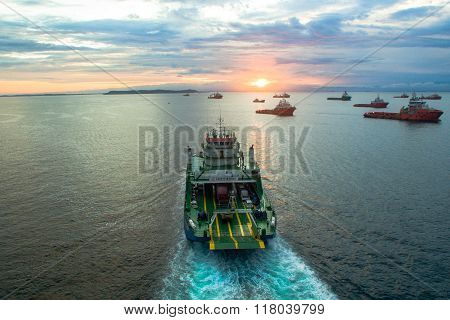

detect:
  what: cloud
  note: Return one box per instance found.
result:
[0,0,449,93]
[189,17,315,46]
[276,56,383,65]
[49,19,180,45]
[0,35,79,52]
[306,14,344,37]
[390,6,439,20]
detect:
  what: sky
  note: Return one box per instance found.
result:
[0,0,449,94]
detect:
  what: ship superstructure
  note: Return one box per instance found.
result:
[184,116,276,250]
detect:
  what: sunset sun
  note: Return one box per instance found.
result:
[251,78,270,88]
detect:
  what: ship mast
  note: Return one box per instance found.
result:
[217,109,224,135]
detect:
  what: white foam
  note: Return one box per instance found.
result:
[162,236,337,300]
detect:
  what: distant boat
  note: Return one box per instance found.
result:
[183,93,190,96]
[327,91,351,101]
[364,93,443,122]
[394,92,409,98]
[420,93,441,100]
[208,92,223,99]
[354,95,389,108]
[253,98,265,103]
[256,99,296,116]
[273,92,290,98]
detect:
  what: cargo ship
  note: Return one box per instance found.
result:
[364,93,443,122]
[184,116,276,250]
[327,91,351,101]
[256,99,296,116]
[208,92,223,99]
[419,93,442,100]
[394,92,409,98]
[354,95,389,108]
[273,92,290,98]
[253,98,265,103]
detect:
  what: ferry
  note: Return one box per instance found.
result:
[184,116,276,250]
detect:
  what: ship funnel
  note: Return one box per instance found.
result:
[248,145,255,169]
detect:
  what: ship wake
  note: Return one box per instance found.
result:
[162,236,336,300]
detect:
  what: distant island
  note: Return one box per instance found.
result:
[0,93,96,98]
[104,89,199,95]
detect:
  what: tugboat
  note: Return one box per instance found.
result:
[208,92,223,99]
[354,95,389,108]
[420,93,442,100]
[253,98,265,103]
[273,92,290,98]
[364,93,443,122]
[184,116,276,250]
[394,92,409,98]
[256,99,296,116]
[327,91,351,101]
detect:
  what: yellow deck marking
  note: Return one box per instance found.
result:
[232,198,245,237]
[245,211,265,249]
[205,190,215,250]
[209,224,215,250]
[215,216,221,238]
[227,221,239,249]
[212,193,220,238]
[257,238,265,248]
[203,190,207,211]
[245,212,255,237]
[235,211,246,236]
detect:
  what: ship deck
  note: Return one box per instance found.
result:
[202,183,265,250]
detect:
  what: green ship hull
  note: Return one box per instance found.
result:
[184,118,276,250]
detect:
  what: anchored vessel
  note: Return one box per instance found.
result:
[364,93,443,122]
[208,92,223,99]
[184,117,276,250]
[253,98,265,103]
[394,92,409,98]
[273,92,290,98]
[354,95,389,108]
[327,91,351,101]
[256,99,296,116]
[420,93,441,100]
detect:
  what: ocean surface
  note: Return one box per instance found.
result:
[0,92,449,299]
